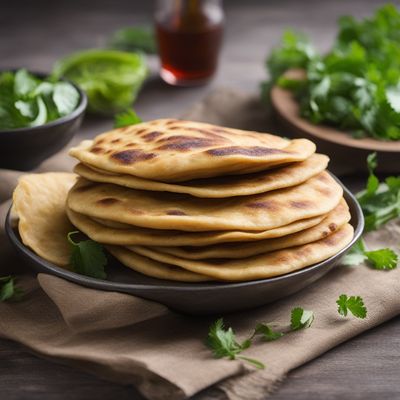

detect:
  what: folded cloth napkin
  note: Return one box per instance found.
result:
[1,88,399,400]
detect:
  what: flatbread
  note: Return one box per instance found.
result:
[67,172,343,231]
[66,207,326,246]
[107,246,211,282]
[129,224,354,281]
[152,198,350,259]
[73,153,329,198]
[69,119,316,182]
[12,173,76,267]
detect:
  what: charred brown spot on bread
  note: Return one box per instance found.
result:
[119,126,134,134]
[157,136,222,151]
[166,210,187,216]
[129,208,144,215]
[184,127,227,140]
[321,230,330,238]
[316,173,330,183]
[316,186,332,196]
[328,223,337,232]
[136,128,147,134]
[206,146,287,157]
[143,131,163,142]
[97,197,120,205]
[90,146,105,154]
[111,138,121,144]
[246,200,279,210]
[97,139,105,145]
[111,150,156,164]
[124,143,137,148]
[289,200,313,209]
[166,119,181,125]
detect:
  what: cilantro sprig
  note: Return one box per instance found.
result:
[0,276,24,302]
[343,238,398,270]
[114,109,142,128]
[67,231,107,279]
[207,318,265,369]
[336,294,367,319]
[207,308,314,368]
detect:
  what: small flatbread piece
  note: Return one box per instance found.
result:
[13,173,76,267]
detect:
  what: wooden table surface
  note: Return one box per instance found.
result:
[1,0,399,399]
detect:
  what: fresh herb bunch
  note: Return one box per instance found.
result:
[109,26,157,54]
[53,50,148,115]
[265,4,400,140]
[0,69,80,130]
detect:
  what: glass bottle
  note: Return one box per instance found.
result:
[155,0,224,86]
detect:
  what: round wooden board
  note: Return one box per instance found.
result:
[270,72,400,174]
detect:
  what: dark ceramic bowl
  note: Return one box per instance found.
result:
[5,177,363,315]
[0,71,87,171]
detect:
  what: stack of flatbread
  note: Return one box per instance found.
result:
[61,119,354,282]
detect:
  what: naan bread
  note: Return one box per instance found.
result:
[69,119,316,182]
[74,153,328,198]
[13,173,76,267]
[151,198,350,259]
[67,172,342,231]
[128,224,354,281]
[66,207,326,246]
[108,247,211,282]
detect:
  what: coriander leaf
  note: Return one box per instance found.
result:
[114,109,142,128]
[364,248,398,270]
[52,82,80,116]
[290,307,314,330]
[254,323,284,341]
[342,238,367,266]
[336,294,367,319]
[206,318,265,369]
[67,231,107,279]
[0,276,24,302]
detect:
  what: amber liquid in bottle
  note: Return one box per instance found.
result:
[155,0,224,85]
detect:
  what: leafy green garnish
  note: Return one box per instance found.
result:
[357,153,400,232]
[67,231,107,279]
[206,318,265,369]
[254,323,284,341]
[0,69,80,130]
[114,109,142,128]
[109,26,157,54]
[343,238,398,270]
[265,4,400,140]
[0,276,24,302]
[336,294,367,319]
[53,50,148,115]
[290,307,315,330]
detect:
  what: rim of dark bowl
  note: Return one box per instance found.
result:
[5,174,365,293]
[0,69,87,134]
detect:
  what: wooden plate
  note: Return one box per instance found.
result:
[271,70,400,174]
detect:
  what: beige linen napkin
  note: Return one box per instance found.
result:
[1,88,399,400]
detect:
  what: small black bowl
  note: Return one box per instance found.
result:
[0,71,87,171]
